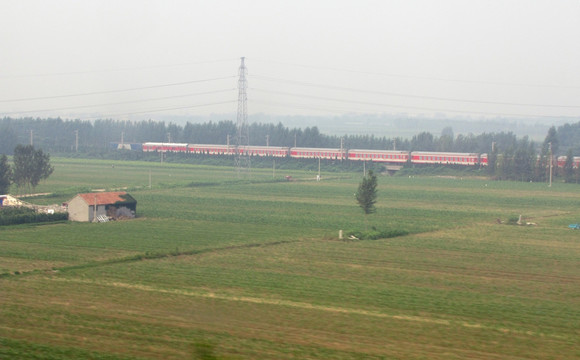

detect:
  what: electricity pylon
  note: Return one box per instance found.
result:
[235,57,250,177]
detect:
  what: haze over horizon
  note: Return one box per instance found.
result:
[1,0,579,132]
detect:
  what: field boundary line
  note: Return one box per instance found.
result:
[46,277,571,341]
[0,239,299,279]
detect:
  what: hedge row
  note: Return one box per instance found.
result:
[0,207,68,226]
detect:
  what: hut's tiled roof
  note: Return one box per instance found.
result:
[77,192,135,205]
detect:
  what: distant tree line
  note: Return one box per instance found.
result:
[0,116,554,154]
[0,117,330,154]
[2,117,580,183]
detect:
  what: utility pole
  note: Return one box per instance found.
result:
[340,137,344,161]
[549,142,553,187]
[234,57,250,177]
[121,131,124,146]
[266,134,269,147]
[75,130,79,152]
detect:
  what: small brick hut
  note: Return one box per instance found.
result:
[67,192,137,222]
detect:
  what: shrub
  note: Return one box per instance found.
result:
[0,207,68,226]
[345,228,408,240]
[506,215,521,225]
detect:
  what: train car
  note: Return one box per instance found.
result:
[411,151,480,166]
[187,144,236,155]
[290,147,346,160]
[347,149,409,163]
[479,153,488,166]
[238,146,290,157]
[556,156,580,168]
[142,142,161,152]
[142,142,188,152]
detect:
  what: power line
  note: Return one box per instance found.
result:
[0,58,239,79]
[250,89,579,119]
[81,100,237,120]
[251,99,360,115]
[251,58,580,90]
[0,76,236,103]
[1,89,236,116]
[251,75,580,109]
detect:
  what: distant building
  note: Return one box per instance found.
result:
[67,192,137,222]
[0,195,25,207]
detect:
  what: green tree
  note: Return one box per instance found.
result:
[12,145,54,194]
[438,127,454,152]
[543,126,559,156]
[0,123,18,154]
[513,137,535,182]
[0,154,12,194]
[355,170,378,229]
[487,146,498,176]
[411,132,435,151]
[563,149,575,183]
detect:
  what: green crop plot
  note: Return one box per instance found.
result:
[1,158,579,359]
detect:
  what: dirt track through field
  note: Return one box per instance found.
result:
[47,277,568,341]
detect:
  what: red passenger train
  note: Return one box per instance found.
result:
[136,142,491,167]
[117,141,580,170]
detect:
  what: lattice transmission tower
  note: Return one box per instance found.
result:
[235,57,250,177]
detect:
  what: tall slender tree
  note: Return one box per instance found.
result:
[355,169,378,230]
[0,154,12,194]
[563,149,575,183]
[543,126,559,155]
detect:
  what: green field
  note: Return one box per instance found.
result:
[1,158,579,359]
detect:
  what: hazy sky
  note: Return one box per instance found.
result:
[1,0,579,122]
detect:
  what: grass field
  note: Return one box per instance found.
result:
[1,158,579,359]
